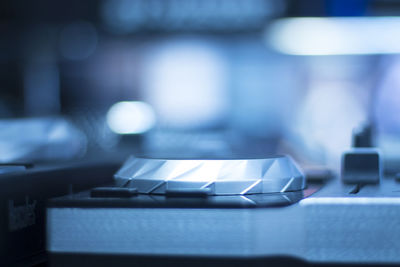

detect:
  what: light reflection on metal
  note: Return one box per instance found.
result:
[114,156,305,195]
[301,197,400,205]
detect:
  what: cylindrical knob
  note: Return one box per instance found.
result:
[114,156,305,195]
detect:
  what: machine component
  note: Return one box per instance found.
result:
[114,156,305,195]
[396,172,400,182]
[47,176,400,266]
[90,187,138,198]
[1,161,119,266]
[352,123,374,148]
[341,148,381,184]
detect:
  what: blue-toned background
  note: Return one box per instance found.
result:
[1,0,399,171]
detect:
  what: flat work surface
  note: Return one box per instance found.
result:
[47,176,400,266]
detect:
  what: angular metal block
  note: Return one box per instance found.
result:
[114,156,305,195]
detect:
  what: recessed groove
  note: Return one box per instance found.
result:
[349,184,362,194]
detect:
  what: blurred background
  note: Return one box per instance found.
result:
[1,0,400,172]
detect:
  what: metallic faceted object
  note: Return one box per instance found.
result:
[114,156,306,195]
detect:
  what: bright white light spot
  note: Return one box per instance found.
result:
[143,39,228,128]
[106,101,156,134]
[267,17,400,55]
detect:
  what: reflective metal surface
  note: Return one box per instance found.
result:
[114,156,305,195]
